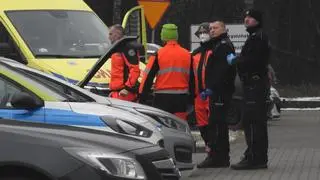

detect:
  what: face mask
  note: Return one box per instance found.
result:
[199,33,210,42]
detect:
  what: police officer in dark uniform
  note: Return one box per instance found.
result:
[227,9,270,170]
[197,21,236,168]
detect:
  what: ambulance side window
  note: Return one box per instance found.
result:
[0,22,25,64]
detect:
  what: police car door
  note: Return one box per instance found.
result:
[0,74,45,123]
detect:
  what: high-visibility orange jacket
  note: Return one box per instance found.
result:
[139,41,192,96]
[110,44,140,93]
[192,47,212,127]
[192,49,212,95]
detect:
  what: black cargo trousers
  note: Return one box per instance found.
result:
[207,92,233,157]
[241,75,270,164]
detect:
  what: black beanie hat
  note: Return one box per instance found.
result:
[245,9,263,24]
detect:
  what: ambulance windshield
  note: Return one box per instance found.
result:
[7,10,111,58]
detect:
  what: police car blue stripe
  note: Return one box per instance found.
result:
[0,109,44,123]
[45,109,106,126]
[0,108,107,127]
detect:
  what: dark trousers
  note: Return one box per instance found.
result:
[207,93,232,156]
[153,93,188,114]
[198,125,209,145]
[242,79,269,164]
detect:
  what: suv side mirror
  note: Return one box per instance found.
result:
[10,92,44,110]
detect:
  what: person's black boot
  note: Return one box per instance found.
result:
[230,158,267,170]
[197,154,230,168]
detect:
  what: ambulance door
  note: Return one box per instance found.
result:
[122,6,147,63]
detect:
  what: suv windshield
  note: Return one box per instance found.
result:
[7,10,111,58]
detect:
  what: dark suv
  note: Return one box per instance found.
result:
[0,119,180,180]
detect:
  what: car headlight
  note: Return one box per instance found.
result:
[64,147,146,180]
[100,116,153,137]
[161,116,190,133]
[139,112,188,133]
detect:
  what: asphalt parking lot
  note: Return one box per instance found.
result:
[182,110,320,180]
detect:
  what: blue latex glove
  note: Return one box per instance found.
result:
[200,89,213,100]
[200,91,207,100]
[226,53,236,65]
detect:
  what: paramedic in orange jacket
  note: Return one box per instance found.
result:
[191,22,212,145]
[108,24,140,101]
[139,24,192,120]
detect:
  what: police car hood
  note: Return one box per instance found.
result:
[0,119,155,154]
[106,98,189,125]
[107,98,166,114]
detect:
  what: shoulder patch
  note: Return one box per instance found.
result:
[128,49,136,56]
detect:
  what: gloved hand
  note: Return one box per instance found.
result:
[119,89,129,97]
[200,89,213,100]
[226,53,237,65]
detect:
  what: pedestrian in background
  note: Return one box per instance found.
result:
[191,22,212,146]
[227,9,270,170]
[139,24,192,120]
[197,21,236,168]
[108,24,141,101]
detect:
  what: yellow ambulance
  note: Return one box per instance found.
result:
[0,0,146,93]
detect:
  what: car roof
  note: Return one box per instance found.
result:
[0,57,111,102]
[0,0,91,11]
[0,57,35,69]
[0,57,85,90]
[147,43,162,54]
[0,59,65,101]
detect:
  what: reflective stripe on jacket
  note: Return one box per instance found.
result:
[139,41,192,95]
[192,50,212,95]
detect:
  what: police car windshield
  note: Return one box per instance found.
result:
[6,10,111,58]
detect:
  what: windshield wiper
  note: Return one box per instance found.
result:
[35,54,101,58]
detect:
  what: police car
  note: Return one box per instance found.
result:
[0,58,163,147]
[0,57,195,170]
